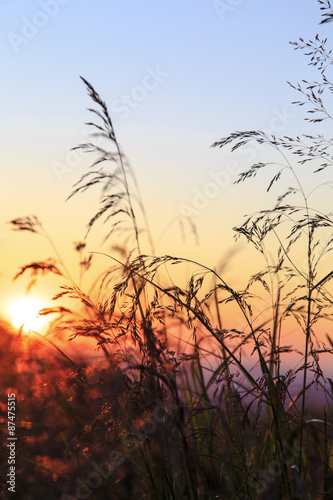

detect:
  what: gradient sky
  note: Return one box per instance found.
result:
[1,0,332,328]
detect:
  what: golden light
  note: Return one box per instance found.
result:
[8,297,50,332]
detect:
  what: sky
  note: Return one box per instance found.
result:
[1,0,332,339]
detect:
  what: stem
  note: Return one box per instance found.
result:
[299,227,313,477]
[92,251,268,392]
[43,230,75,286]
[267,143,314,480]
[30,329,76,366]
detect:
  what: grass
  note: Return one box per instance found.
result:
[2,1,333,498]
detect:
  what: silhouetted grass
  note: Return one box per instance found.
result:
[3,2,333,499]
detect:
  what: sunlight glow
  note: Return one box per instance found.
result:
[9,297,49,332]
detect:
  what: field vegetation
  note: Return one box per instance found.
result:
[2,1,333,498]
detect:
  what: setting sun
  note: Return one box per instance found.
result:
[8,297,49,332]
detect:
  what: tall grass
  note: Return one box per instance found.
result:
[3,1,333,498]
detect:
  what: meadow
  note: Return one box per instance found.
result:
[2,2,333,499]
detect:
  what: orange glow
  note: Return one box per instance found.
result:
[8,297,49,333]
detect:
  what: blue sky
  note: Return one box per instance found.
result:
[1,0,331,320]
[2,1,321,139]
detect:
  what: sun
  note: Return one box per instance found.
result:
[8,297,50,332]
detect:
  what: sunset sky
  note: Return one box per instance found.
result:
[1,0,332,337]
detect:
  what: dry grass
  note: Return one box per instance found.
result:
[2,2,333,498]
